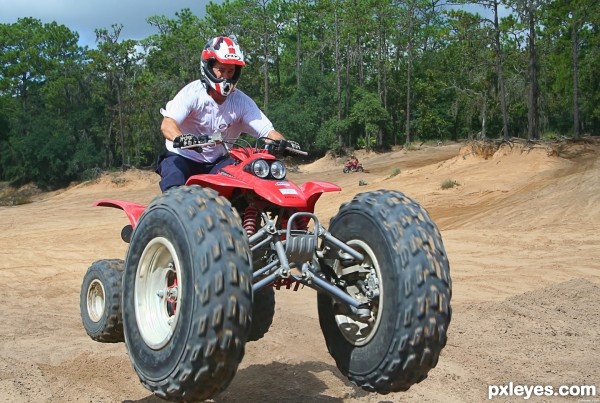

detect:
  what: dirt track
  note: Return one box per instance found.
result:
[1,140,598,402]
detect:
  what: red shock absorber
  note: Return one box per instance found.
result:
[281,212,309,232]
[296,215,310,231]
[243,206,258,236]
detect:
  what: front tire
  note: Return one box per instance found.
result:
[318,190,451,393]
[80,259,124,343]
[122,186,253,402]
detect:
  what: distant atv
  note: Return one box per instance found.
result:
[343,160,364,173]
[80,134,451,402]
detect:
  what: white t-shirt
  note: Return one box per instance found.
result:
[160,80,274,163]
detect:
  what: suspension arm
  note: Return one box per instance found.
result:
[317,225,365,262]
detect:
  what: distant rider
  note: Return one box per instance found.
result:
[156,35,286,192]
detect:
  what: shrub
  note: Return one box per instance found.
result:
[441,179,459,190]
[388,167,401,178]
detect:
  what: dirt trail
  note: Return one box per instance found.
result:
[0,139,598,402]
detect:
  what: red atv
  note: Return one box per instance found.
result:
[343,159,364,173]
[80,134,451,402]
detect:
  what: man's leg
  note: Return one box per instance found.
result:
[158,153,192,192]
[208,156,236,174]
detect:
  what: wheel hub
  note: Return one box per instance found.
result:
[87,279,106,322]
[333,239,383,346]
[135,237,182,350]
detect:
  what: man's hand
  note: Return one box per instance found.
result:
[172,133,208,149]
[285,140,301,151]
[266,139,297,156]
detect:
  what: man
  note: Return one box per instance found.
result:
[157,35,286,192]
[348,155,359,169]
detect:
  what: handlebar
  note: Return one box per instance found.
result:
[179,140,219,150]
[178,132,222,150]
[174,133,308,158]
[285,146,308,157]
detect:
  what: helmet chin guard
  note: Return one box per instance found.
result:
[201,36,245,97]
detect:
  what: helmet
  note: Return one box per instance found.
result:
[201,36,245,97]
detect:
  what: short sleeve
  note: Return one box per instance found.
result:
[235,93,274,138]
[160,82,200,124]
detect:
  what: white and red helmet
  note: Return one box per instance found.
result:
[201,36,245,97]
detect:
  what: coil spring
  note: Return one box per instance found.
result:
[243,206,258,237]
[281,213,309,232]
[296,215,310,231]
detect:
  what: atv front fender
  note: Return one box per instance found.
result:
[94,200,147,228]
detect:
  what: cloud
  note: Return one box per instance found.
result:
[0,0,212,47]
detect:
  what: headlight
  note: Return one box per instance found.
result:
[252,159,270,178]
[270,161,286,179]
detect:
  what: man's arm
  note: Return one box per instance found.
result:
[265,129,285,141]
[161,117,183,141]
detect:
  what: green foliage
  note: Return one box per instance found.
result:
[356,135,377,150]
[267,60,336,149]
[404,142,418,151]
[350,88,390,149]
[388,167,401,178]
[315,118,350,152]
[441,179,459,190]
[268,96,319,147]
[412,71,454,141]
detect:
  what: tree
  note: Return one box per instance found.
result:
[509,0,546,141]
[350,88,390,149]
[91,24,143,168]
[0,18,92,187]
[542,0,599,139]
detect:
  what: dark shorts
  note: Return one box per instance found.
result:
[156,152,235,192]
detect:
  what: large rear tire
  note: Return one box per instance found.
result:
[122,186,253,402]
[80,259,124,343]
[318,190,451,393]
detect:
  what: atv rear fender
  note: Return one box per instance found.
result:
[94,200,147,228]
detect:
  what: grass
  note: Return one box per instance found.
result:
[0,184,35,206]
[441,179,460,190]
[404,142,418,151]
[0,193,32,206]
[110,175,128,186]
[388,167,401,178]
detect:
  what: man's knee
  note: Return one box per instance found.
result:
[158,154,188,192]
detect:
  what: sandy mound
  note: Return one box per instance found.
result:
[73,168,158,191]
[433,279,600,401]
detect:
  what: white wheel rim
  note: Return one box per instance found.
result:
[87,279,106,322]
[135,237,182,350]
[334,239,383,346]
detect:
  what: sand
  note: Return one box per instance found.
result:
[0,139,598,402]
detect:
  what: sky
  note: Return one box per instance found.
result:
[0,0,214,48]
